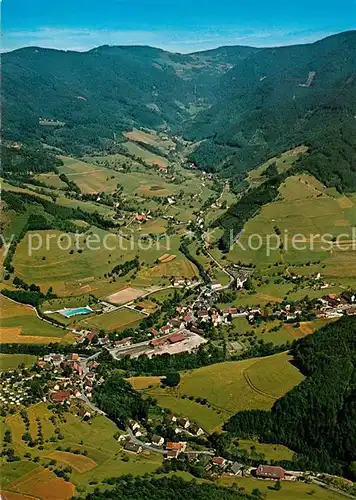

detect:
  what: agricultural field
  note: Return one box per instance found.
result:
[82,152,140,169]
[0,295,73,344]
[228,316,335,346]
[57,155,123,194]
[0,354,37,371]
[2,402,162,498]
[247,146,308,186]
[136,352,304,432]
[123,128,175,154]
[237,439,294,461]
[12,227,193,296]
[218,476,346,500]
[225,174,356,278]
[123,141,168,168]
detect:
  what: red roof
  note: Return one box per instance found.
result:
[256,465,285,479]
[166,442,182,450]
[212,456,225,465]
[167,332,185,344]
[151,328,160,336]
[51,390,70,403]
[151,338,167,347]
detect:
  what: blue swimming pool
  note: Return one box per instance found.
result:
[59,306,93,318]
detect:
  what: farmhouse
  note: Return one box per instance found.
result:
[211,280,223,291]
[50,390,71,403]
[174,278,186,287]
[166,441,187,453]
[151,434,164,446]
[177,417,190,429]
[189,423,204,436]
[230,462,243,475]
[160,324,172,334]
[212,456,226,466]
[135,214,147,223]
[255,465,285,480]
[124,441,142,454]
[171,318,184,329]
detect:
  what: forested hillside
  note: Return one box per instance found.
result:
[2,45,249,154]
[2,31,356,189]
[224,317,356,477]
[188,31,356,192]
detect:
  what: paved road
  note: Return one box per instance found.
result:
[311,478,356,499]
[78,393,107,416]
[127,428,167,454]
[127,429,215,456]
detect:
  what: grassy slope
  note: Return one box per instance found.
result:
[136,352,304,433]
[226,174,356,277]
[2,402,162,495]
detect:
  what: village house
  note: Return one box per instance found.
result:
[210,280,223,291]
[124,441,142,454]
[177,417,190,429]
[166,414,177,424]
[230,462,243,475]
[166,441,187,454]
[189,423,204,436]
[135,213,147,223]
[171,318,185,329]
[134,427,147,438]
[151,434,164,446]
[173,278,186,287]
[160,324,172,335]
[52,354,63,367]
[73,389,81,398]
[212,456,226,467]
[78,409,91,420]
[184,312,193,323]
[199,310,210,321]
[50,390,71,404]
[129,420,141,431]
[255,465,285,480]
[166,449,180,459]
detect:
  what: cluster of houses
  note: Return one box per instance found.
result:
[173,303,257,329]
[36,352,102,406]
[317,292,356,319]
[173,277,199,287]
[120,414,205,456]
[166,414,204,437]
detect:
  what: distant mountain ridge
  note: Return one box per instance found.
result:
[2,30,356,190]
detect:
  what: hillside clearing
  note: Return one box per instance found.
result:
[136,352,304,432]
